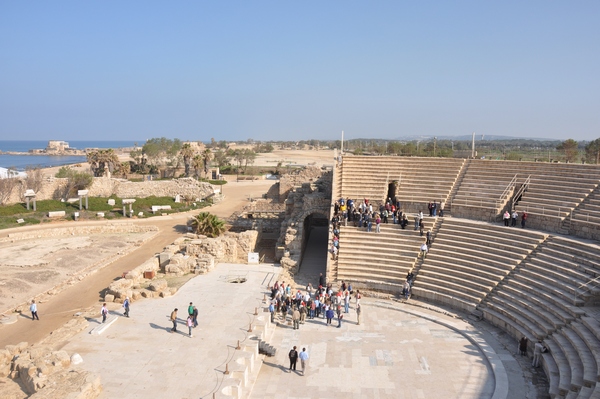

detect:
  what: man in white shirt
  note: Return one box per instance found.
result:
[420,242,428,258]
[299,347,309,375]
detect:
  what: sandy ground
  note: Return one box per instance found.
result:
[0,231,156,312]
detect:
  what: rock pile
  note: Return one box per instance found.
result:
[103,230,259,303]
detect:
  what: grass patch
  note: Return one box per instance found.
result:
[0,196,210,229]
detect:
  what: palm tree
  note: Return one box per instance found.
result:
[188,212,226,238]
[87,149,120,177]
[180,143,196,177]
[202,148,212,179]
[191,154,203,179]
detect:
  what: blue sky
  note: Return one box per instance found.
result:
[1,1,599,142]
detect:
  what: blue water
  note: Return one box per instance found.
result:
[0,140,142,170]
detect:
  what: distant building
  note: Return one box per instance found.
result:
[0,167,27,179]
[46,140,70,152]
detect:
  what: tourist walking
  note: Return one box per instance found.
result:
[123,297,130,318]
[188,302,194,319]
[356,303,362,325]
[101,303,108,323]
[299,348,309,375]
[288,346,298,371]
[420,242,428,258]
[30,300,39,321]
[170,308,178,332]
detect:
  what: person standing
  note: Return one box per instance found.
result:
[519,336,528,356]
[532,340,545,367]
[521,212,528,228]
[101,303,108,323]
[123,297,130,318]
[192,306,198,327]
[503,210,510,226]
[269,301,276,323]
[420,242,428,258]
[188,302,194,319]
[299,348,309,376]
[292,307,300,330]
[186,315,193,337]
[511,210,518,227]
[288,346,299,371]
[170,308,178,333]
[30,300,39,321]
[336,308,343,328]
[319,273,325,288]
[356,303,362,325]
[344,292,350,313]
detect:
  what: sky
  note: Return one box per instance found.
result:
[1,1,599,142]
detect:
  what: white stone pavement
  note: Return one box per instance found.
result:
[63,262,526,399]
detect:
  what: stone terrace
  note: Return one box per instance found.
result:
[338,156,465,210]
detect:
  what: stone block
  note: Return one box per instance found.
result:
[52,351,71,368]
[104,294,115,303]
[97,212,105,218]
[148,279,168,292]
[131,290,142,300]
[107,199,116,206]
[48,211,66,218]
[140,289,154,298]
[159,290,171,298]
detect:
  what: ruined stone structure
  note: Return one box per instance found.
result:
[104,230,258,302]
[276,169,332,274]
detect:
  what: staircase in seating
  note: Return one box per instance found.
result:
[335,223,423,291]
[410,217,546,313]
[479,235,600,399]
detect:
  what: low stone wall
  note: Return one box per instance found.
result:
[1,223,157,242]
[4,176,215,205]
[569,220,600,241]
[450,204,499,222]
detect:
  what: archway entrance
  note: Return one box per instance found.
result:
[298,213,328,284]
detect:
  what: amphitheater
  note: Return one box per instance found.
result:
[327,155,600,399]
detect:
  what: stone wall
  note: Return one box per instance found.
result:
[278,166,328,204]
[277,170,332,274]
[4,176,215,204]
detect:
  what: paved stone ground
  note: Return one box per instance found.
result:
[60,260,535,399]
[253,302,495,399]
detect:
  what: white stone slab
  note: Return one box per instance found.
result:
[48,211,66,218]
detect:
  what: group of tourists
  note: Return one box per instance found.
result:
[274,274,363,376]
[502,209,528,228]
[269,275,363,330]
[168,302,199,337]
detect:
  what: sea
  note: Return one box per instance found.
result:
[0,140,142,170]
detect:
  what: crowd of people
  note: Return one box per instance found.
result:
[268,275,362,330]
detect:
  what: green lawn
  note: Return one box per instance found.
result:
[0,196,210,230]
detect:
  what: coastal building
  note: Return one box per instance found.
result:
[46,140,70,152]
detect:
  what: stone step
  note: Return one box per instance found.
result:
[410,286,478,313]
[543,337,573,397]
[491,290,561,334]
[552,332,585,391]
[561,326,599,385]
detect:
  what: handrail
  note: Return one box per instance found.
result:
[574,274,600,305]
[495,174,517,208]
[513,175,531,205]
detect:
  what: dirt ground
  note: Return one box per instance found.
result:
[0,231,156,313]
[0,149,334,348]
